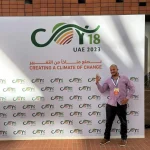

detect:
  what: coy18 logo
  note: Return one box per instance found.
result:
[130,77,139,82]
[88,95,100,100]
[69,95,82,101]
[32,96,45,101]
[79,104,91,109]
[131,95,139,100]
[3,87,15,92]
[111,128,120,133]
[89,129,101,134]
[0,113,7,118]
[60,104,73,109]
[50,78,63,83]
[70,129,83,134]
[23,105,35,110]
[4,121,16,126]
[69,78,82,83]
[60,120,73,125]
[32,112,45,117]
[41,87,54,92]
[33,130,45,135]
[0,97,6,101]
[98,103,106,108]
[51,129,64,134]
[88,111,101,116]
[0,131,7,136]
[42,120,54,125]
[3,105,16,110]
[70,111,82,117]
[79,120,92,125]
[31,23,100,47]
[0,79,6,84]
[127,128,139,133]
[22,87,35,92]
[23,121,36,126]
[79,86,91,91]
[32,78,44,84]
[13,112,26,118]
[88,77,96,82]
[41,104,54,109]
[60,86,72,92]
[127,111,139,116]
[12,79,25,84]
[51,96,63,101]
[13,96,25,101]
[13,130,26,135]
[51,112,64,117]
[98,120,106,124]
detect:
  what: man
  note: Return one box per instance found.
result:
[96,64,135,147]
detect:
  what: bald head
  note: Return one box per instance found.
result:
[110,64,118,77]
[110,64,118,69]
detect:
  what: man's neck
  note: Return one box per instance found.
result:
[112,74,119,80]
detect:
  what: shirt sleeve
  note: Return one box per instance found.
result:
[96,81,109,93]
[125,77,135,99]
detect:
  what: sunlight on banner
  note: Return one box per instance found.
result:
[0,49,43,101]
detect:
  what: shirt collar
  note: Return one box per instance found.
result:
[111,75,120,79]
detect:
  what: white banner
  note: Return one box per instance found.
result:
[0,15,144,140]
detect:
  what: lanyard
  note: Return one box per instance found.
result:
[111,77,119,87]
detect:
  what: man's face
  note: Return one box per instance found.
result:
[110,66,118,76]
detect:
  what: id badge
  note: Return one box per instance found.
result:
[114,88,119,95]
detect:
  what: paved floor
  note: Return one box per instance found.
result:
[0,129,149,150]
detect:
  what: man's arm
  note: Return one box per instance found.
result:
[126,77,135,99]
[96,82,109,93]
[121,76,135,105]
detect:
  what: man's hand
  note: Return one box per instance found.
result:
[121,98,128,105]
[96,74,101,84]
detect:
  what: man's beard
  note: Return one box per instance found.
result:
[112,72,118,76]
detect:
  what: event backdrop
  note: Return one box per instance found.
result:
[0,15,144,140]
